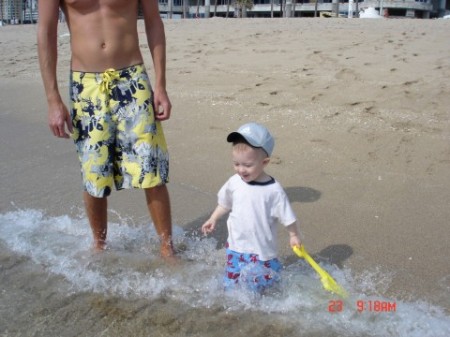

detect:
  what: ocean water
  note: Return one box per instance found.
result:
[1,208,449,337]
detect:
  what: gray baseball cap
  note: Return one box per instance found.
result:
[227,122,274,156]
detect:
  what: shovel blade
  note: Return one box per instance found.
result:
[321,275,348,298]
[293,245,348,298]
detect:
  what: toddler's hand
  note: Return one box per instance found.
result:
[289,234,301,248]
[201,220,216,235]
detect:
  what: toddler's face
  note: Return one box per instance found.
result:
[232,145,269,183]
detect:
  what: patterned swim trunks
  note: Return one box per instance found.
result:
[70,64,169,198]
[224,244,282,293]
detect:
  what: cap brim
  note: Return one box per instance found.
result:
[227,132,245,143]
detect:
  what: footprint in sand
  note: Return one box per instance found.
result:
[335,68,359,81]
[403,80,419,86]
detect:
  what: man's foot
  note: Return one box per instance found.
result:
[160,241,179,264]
[93,239,107,252]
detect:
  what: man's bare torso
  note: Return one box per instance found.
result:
[61,0,143,72]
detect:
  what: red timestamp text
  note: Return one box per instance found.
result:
[328,300,397,313]
[356,300,396,313]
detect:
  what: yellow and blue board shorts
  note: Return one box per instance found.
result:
[70,64,169,198]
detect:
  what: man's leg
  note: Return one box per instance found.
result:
[83,191,108,251]
[145,185,175,258]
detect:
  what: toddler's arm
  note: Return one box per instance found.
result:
[286,222,302,248]
[201,205,229,235]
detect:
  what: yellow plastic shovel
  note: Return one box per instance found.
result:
[293,245,348,298]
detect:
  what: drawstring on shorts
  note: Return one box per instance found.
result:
[99,68,120,94]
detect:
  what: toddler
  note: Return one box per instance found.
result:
[202,122,301,292]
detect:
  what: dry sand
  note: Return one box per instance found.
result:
[1,18,449,311]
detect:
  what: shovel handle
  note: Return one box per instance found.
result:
[293,245,325,276]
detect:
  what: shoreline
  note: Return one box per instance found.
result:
[1,18,449,313]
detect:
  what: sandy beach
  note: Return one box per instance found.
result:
[1,18,450,336]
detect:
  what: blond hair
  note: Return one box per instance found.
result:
[232,141,268,158]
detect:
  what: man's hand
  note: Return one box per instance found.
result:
[48,102,73,138]
[153,88,172,121]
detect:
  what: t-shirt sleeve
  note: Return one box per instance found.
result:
[217,179,233,210]
[274,191,297,227]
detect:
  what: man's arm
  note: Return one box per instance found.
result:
[37,1,72,138]
[141,0,172,121]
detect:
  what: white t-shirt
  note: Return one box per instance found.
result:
[218,174,297,261]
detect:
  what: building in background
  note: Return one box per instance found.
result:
[1,0,449,26]
[160,0,448,18]
[0,0,38,24]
